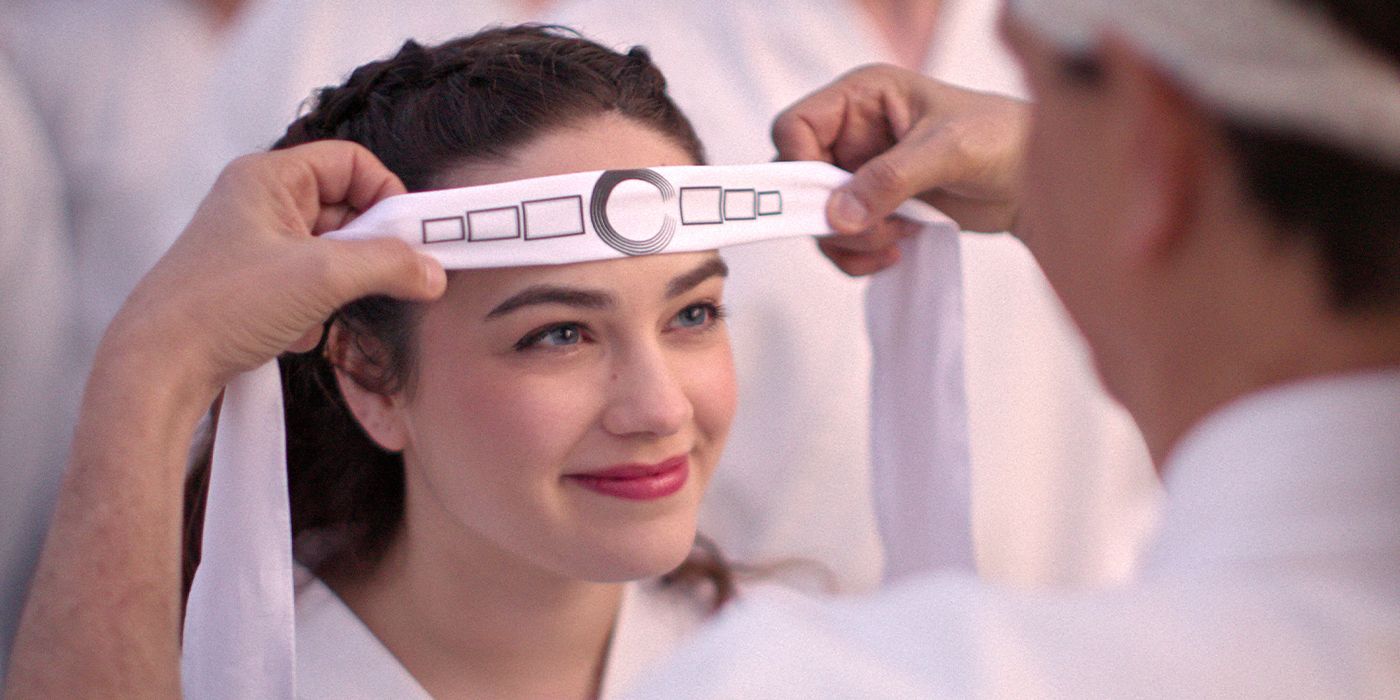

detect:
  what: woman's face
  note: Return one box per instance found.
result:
[341,114,736,582]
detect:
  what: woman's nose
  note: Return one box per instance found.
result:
[600,345,692,438]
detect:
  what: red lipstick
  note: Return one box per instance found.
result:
[565,455,689,501]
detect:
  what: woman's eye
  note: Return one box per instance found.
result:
[671,303,724,330]
[515,323,584,350]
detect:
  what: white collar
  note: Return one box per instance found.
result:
[1145,367,1400,575]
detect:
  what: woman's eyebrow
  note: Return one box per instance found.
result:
[666,257,729,298]
[485,286,615,319]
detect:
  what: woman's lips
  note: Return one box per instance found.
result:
[565,455,689,501]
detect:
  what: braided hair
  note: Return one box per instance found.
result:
[184,25,734,610]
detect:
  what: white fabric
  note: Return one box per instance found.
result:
[553,0,1160,590]
[866,232,971,579]
[0,0,224,376]
[627,369,1400,697]
[154,0,526,257]
[183,162,960,699]
[182,367,295,698]
[1011,0,1400,164]
[293,570,710,699]
[0,53,76,687]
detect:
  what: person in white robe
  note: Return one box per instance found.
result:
[0,54,76,689]
[551,0,1160,590]
[151,0,536,248]
[620,0,1400,693]
[0,2,243,682]
[0,0,238,372]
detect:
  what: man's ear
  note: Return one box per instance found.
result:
[326,324,410,452]
[1100,34,1208,267]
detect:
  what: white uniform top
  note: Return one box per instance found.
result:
[293,571,709,699]
[0,52,77,689]
[0,0,224,368]
[154,0,527,257]
[552,0,1160,590]
[626,369,1400,697]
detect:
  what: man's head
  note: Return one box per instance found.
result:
[1001,0,1400,464]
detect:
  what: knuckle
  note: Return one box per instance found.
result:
[864,157,908,193]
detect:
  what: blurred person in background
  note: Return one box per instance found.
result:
[0,0,246,684]
[0,52,74,688]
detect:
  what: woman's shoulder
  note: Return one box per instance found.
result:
[293,568,431,700]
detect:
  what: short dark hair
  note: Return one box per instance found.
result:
[1221,0,1399,313]
[1056,0,1400,312]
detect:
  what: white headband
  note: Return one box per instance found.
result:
[1011,0,1400,165]
[180,161,952,698]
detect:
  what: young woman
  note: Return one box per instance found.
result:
[179,27,738,698]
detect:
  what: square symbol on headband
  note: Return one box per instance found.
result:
[723,189,757,221]
[758,191,782,216]
[523,195,585,240]
[468,206,521,241]
[422,216,466,244]
[680,186,723,225]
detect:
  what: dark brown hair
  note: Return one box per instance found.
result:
[184,25,734,610]
[1219,0,1399,313]
[1054,0,1399,312]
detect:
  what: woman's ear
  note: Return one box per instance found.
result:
[326,324,410,452]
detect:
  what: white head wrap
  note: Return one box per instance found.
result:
[1010,0,1400,164]
[180,161,962,698]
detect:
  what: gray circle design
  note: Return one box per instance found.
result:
[590,169,677,256]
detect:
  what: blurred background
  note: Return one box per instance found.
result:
[0,0,1161,686]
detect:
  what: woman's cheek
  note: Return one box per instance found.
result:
[474,371,601,456]
[689,343,737,444]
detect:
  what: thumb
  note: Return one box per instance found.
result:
[828,137,951,234]
[325,237,447,306]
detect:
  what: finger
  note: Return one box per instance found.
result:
[325,237,447,305]
[771,84,846,162]
[772,64,908,165]
[817,238,902,277]
[269,141,407,233]
[821,217,922,253]
[828,131,958,234]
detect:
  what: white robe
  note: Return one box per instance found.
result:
[625,369,1400,697]
[293,570,710,699]
[0,0,224,371]
[153,0,529,252]
[551,0,1160,589]
[0,52,77,688]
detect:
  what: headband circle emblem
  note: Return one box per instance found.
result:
[590,169,677,256]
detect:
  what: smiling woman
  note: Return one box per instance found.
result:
[179,26,740,699]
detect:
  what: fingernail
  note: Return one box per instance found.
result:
[831,189,869,231]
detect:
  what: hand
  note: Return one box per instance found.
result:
[772,64,1030,275]
[5,140,447,699]
[105,140,446,399]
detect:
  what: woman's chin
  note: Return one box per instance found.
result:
[561,521,702,583]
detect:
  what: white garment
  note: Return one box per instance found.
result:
[293,570,710,699]
[0,0,224,371]
[0,53,76,687]
[627,369,1400,697]
[552,0,1161,589]
[156,0,528,251]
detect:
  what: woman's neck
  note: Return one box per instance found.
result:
[329,509,624,698]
